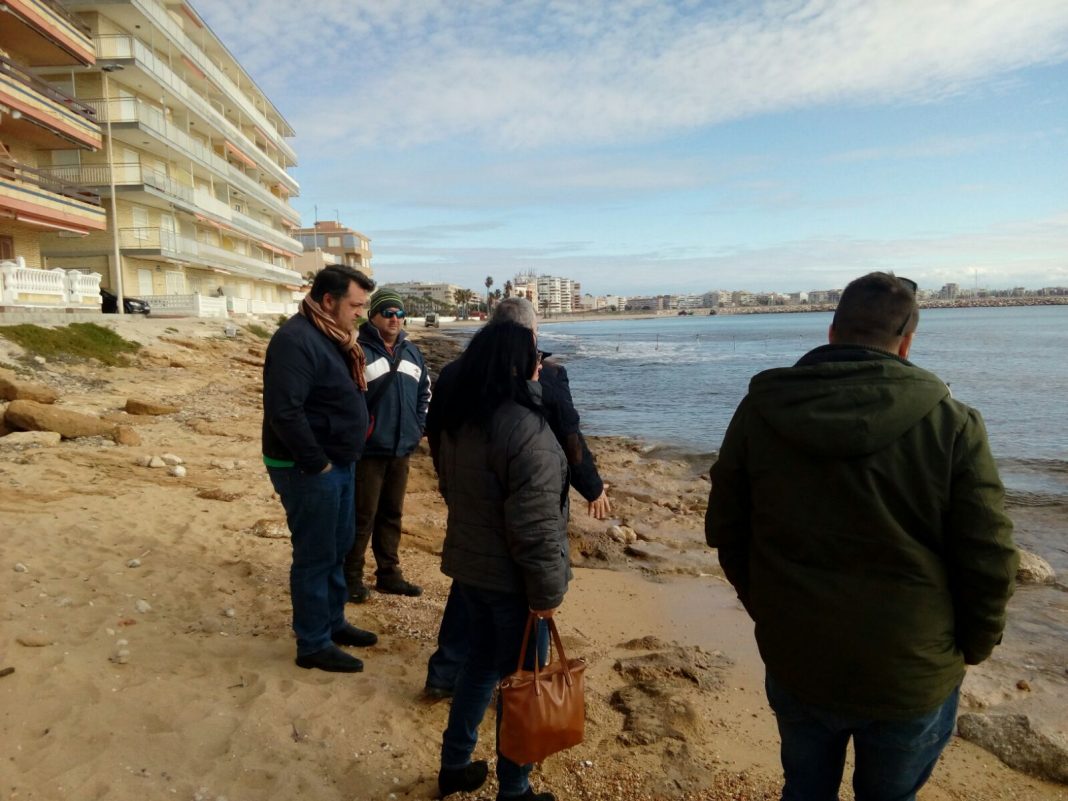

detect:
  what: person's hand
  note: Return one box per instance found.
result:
[530,606,557,619]
[319,463,334,474]
[587,489,611,519]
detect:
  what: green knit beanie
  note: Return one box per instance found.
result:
[368,289,404,318]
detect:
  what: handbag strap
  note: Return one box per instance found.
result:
[515,613,576,694]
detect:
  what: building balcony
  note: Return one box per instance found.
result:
[93,34,298,194]
[38,161,195,208]
[0,56,100,149]
[0,157,105,234]
[117,226,302,285]
[81,95,300,225]
[0,0,94,67]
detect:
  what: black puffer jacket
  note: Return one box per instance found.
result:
[438,383,571,609]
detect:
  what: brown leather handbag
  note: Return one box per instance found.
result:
[498,613,587,765]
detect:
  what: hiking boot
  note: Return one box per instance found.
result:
[347,583,370,603]
[423,683,454,700]
[438,760,488,797]
[376,575,423,597]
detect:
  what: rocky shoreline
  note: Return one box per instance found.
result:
[0,316,1065,801]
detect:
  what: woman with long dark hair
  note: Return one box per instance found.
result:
[435,321,569,801]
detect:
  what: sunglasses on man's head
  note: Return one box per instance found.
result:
[380,309,405,319]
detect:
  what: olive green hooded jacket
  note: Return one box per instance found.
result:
[705,344,1018,720]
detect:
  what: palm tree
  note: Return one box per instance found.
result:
[453,288,475,319]
[484,276,494,310]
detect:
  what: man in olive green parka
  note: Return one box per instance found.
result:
[705,272,1018,801]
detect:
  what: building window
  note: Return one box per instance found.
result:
[327,236,341,247]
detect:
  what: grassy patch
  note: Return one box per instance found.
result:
[0,323,141,366]
[245,323,271,340]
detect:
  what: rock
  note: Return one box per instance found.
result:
[168,465,187,478]
[14,562,28,573]
[1017,550,1056,585]
[110,648,131,665]
[113,426,141,446]
[223,608,236,618]
[620,525,638,544]
[0,430,63,448]
[17,633,54,647]
[161,453,184,465]
[0,375,58,404]
[614,646,733,690]
[127,558,141,568]
[209,459,237,471]
[148,456,166,468]
[1017,679,1032,691]
[134,599,152,614]
[197,488,241,502]
[5,399,116,440]
[250,519,289,539]
[957,713,1068,783]
[124,398,180,416]
[32,356,46,365]
[607,525,626,543]
[134,455,153,467]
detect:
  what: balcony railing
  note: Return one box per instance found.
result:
[118,226,301,283]
[0,157,101,206]
[94,35,298,192]
[36,0,93,37]
[0,56,98,123]
[81,94,300,222]
[38,162,195,205]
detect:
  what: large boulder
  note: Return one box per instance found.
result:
[1017,549,1056,585]
[957,712,1068,783]
[5,399,116,440]
[0,374,58,404]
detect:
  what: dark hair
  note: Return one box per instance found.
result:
[440,321,541,433]
[310,265,375,303]
[831,272,919,348]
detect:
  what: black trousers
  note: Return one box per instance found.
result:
[345,454,410,584]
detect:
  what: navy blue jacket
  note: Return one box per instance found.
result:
[359,322,431,457]
[262,313,368,473]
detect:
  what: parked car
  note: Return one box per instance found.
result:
[424,312,440,327]
[101,288,150,315]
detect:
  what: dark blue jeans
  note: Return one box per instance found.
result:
[426,581,468,690]
[765,673,960,801]
[267,463,356,657]
[440,583,547,798]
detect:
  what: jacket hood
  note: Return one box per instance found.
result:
[358,319,407,350]
[747,345,950,458]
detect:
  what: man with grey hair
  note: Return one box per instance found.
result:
[423,296,610,697]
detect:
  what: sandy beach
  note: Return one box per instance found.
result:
[1,316,1065,801]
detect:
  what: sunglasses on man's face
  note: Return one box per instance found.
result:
[380,309,405,319]
[895,277,917,335]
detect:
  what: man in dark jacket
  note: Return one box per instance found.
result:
[344,289,432,601]
[706,272,1018,800]
[423,296,610,697]
[262,265,380,673]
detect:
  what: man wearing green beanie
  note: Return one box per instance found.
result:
[345,289,431,600]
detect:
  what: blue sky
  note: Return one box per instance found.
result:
[196,0,1068,296]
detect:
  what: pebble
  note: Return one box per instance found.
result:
[161,453,184,466]
[127,558,141,568]
[148,456,166,468]
[17,633,54,647]
[110,648,131,665]
[134,455,153,467]
[223,608,236,618]
[56,597,73,607]
[14,562,28,573]
[134,599,152,614]
[210,459,237,471]
[33,356,46,365]
[1016,679,1031,691]
[168,465,187,478]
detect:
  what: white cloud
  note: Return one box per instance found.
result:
[196,0,1068,150]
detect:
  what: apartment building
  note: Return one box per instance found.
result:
[34,0,302,307]
[512,272,580,314]
[0,0,106,287]
[294,220,372,277]
[379,281,462,307]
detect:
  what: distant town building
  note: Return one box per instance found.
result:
[379,281,462,306]
[625,295,670,311]
[940,283,960,299]
[512,272,581,314]
[294,221,372,276]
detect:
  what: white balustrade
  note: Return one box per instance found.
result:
[0,259,102,308]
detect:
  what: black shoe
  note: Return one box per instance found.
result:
[295,644,363,673]
[438,760,488,797]
[332,623,378,648]
[423,683,454,700]
[376,576,423,597]
[347,583,370,603]
[498,788,556,801]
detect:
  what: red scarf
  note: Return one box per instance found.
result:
[300,295,367,391]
